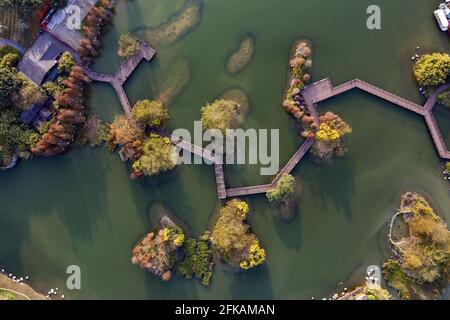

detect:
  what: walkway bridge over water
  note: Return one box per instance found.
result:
[20,27,448,199]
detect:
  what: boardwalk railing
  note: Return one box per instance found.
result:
[225,138,315,198]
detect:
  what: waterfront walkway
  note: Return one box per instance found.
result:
[82,69,450,198]
[12,30,450,199]
[302,78,450,160]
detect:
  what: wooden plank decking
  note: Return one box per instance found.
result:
[303,78,450,161]
[115,43,156,84]
[20,23,450,199]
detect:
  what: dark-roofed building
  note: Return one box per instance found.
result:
[17,32,63,85]
[20,97,51,126]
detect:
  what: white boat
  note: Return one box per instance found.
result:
[434,9,449,31]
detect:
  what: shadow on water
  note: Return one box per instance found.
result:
[271,204,302,251]
[230,264,274,299]
[301,153,356,220]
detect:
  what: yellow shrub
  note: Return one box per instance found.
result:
[240,242,266,270]
[173,234,185,247]
[315,123,340,141]
[236,201,249,217]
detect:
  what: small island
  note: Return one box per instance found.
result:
[211,199,265,271]
[225,33,256,75]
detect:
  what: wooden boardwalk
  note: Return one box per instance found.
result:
[82,42,156,118]
[303,78,450,160]
[115,43,156,84]
[225,139,315,198]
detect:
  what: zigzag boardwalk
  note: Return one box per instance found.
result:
[77,40,450,198]
[115,43,156,84]
[225,138,315,197]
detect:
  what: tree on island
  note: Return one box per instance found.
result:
[200,99,239,134]
[118,33,140,59]
[12,78,47,110]
[132,134,177,177]
[414,53,450,88]
[132,224,185,282]
[211,199,265,270]
[266,173,295,204]
[108,115,143,147]
[176,233,213,286]
[132,99,169,129]
[308,112,352,160]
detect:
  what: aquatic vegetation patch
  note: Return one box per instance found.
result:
[225,33,256,75]
[383,192,450,300]
[157,57,191,106]
[134,0,203,47]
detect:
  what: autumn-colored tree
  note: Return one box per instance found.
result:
[0,53,20,68]
[200,99,239,134]
[310,112,352,160]
[0,66,20,109]
[414,53,450,87]
[266,173,296,204]
[132,99,169,128]
[58,52,75,74]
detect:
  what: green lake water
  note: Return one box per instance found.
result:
[0,0,449,299]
